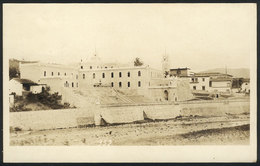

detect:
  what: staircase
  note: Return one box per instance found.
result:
[60,87,153,107]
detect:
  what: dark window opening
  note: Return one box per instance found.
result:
[81,66,83,69]
[119,82,122,88]
[209,81,212,87]
[51,72,54,76]
[111,82,114,87]
[111,72,114,78]
[164,90,169,101]
[83,74,85,79]
[44,71,46,76]
[119,72,122,77]
[128,82,130,87]
[193,86,196,90]
[90,66,92,69]
[102,73,105,78]
[138,71,141,76]
[138,81,141,87]
[128,72,130,77]
[202,86,205,90]
[93,73,95,79]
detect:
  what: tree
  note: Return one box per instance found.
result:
[134,57,143,66]
[9,67,19,80]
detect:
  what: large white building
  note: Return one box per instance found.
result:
[18,54,194,104]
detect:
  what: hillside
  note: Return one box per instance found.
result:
[199,68,250,78]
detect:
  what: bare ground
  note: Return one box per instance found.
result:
[10,114,249,146]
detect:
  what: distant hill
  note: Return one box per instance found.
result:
[199,68,250,78]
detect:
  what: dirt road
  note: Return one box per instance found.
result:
[10,113,249,146]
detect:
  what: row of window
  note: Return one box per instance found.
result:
[81,66,114,69]
[193,86,206,90]
[83,71,142,79]
[191,77,205,82]
[44,71,78,79]
[64,81,78,88]
[111,81,141,88]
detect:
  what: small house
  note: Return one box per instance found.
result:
[9,78,46,96]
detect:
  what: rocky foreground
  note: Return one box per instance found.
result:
[10,113,249,146]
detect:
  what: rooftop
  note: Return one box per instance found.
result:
[12,78,38,85]
[194,72,233,77]
[170,67,190,71]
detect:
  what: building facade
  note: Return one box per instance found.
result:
[18,54,194,104]
[188,73,233,94]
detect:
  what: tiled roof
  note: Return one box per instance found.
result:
[170,67,190,71]
[194,72,233,77]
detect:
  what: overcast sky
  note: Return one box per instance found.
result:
[3,4,256,72]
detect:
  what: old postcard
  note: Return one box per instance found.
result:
[3,3,257,162]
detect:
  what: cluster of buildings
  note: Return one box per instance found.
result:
[9,53,250,107]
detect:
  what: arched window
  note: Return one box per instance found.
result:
[72,82,74,87]
[102,73,105,78]
[128,82,130,87]
[111,72,114,78]
[90,66,92,69]
[44,71,46,77]
[119,72,122,78]
[138,81,141,87]
[119,82,122,88]
[64,73,67,76]
[81,66,83,69]
[51,72,54,76]
[111,82,114,87]
[58,72,60,76]
[83,74,85,79]
[93,73,95,79]
[128,72,130,77]
[138,71,141,76]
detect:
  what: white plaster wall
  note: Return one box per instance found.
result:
[9,79,23,96]
[20,63,41,83]
[30,85,43,94]
[79,67,150,90]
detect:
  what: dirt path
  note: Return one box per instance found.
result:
[10,114,249,146]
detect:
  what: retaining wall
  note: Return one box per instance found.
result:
[10,100,250,131]
[10,108,95,130]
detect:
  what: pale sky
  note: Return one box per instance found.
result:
[3,3,256,72]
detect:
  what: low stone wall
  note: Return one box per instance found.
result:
[96,104,182,125]
[10,108,95,131]
[10,100,250,131]
[180,101,249,117]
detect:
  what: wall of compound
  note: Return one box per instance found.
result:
[20,64,41,83]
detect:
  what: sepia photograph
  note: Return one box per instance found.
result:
[3,3,257,162]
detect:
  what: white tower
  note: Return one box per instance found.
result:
[162,52,170,75]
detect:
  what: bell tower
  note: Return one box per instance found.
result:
[162,52,170,75]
